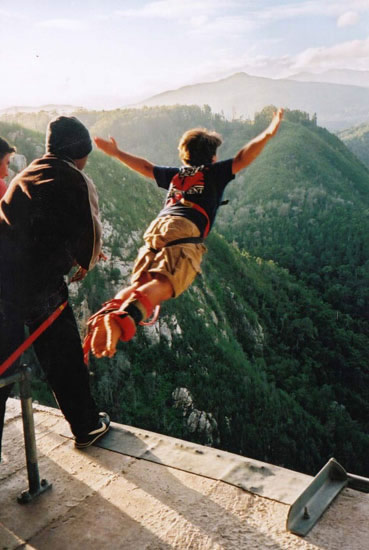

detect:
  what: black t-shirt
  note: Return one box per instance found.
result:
[154,159,235,236]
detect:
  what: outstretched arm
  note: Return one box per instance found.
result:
[94,137,155,179]
[232,108,284,174]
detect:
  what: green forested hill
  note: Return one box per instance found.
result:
[216,115,369,324]
[339,123,369,170]
[1,115,369,477]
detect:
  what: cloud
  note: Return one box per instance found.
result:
[117,0,346,22]
[350,0,369,10]
[337,11,359,27]
[290,37,369,72]
[116,0,235,20]
[254,0,369,22]
[256,1,334,21]
[111,0,369,41]
[0,8,25,19]
[217,36,369,80]
[37,19,87,31]
[189,15,259,36]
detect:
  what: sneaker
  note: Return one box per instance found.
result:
[75,412,110,449]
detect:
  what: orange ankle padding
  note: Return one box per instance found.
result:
[84,292,154,351]
[83,298,125,364]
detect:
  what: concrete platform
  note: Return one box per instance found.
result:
[1,398,369,549]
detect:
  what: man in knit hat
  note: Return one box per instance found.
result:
[0,116,109,456]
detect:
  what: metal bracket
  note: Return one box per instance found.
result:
[287,457,369,536]
[287,458,348,536]
[17,478,53,504]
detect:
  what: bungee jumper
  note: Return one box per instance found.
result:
[0,116,110,455]
[85,108,284,360]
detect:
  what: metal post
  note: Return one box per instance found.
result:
[0,371,23,389]
[347,472,369,493]
[17,365,52,503]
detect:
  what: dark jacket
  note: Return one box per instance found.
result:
[0,154,101,314]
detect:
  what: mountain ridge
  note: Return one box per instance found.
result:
[0,104,83,115]
[287,68,369,88]
[2,70,369,131]
[136,71,369,130]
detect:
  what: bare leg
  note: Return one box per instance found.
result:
[115,274,173,304]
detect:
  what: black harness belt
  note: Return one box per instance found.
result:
[148,236,204,254]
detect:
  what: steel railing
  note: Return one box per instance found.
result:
[0,365,52,503]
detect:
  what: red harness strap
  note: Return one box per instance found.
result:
[184,200,211,237]
[0,301,68,377]
[167,169,211,238]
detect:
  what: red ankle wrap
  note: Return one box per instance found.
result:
[83,298,136,363]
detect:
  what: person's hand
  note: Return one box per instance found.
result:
[90,315,122,358]
[98,251,108,262]
[268,108,284,136]
[94,136,119,157]
[70,266,88,282]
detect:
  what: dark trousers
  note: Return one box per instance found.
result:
[0,302,99,457]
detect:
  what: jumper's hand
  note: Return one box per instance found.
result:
[94,136,119,157]
[98,251,108,262]
[268,108,284,137]
[90,315,122,358]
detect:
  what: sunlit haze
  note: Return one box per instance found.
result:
[1,0,369,110]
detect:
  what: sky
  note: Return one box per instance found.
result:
[1,0,369,110]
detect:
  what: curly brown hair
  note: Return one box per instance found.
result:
[178,128,222,166]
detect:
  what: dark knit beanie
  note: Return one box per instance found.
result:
[46,116,92,160]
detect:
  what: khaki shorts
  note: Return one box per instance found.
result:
[131,216,207,297]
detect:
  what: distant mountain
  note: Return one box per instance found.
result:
[0,104,82,115]
[2,71,369,132]
[137,72,369,130]
[0,106,85,135]
[288,69,369,88]
[0,103,257,165]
